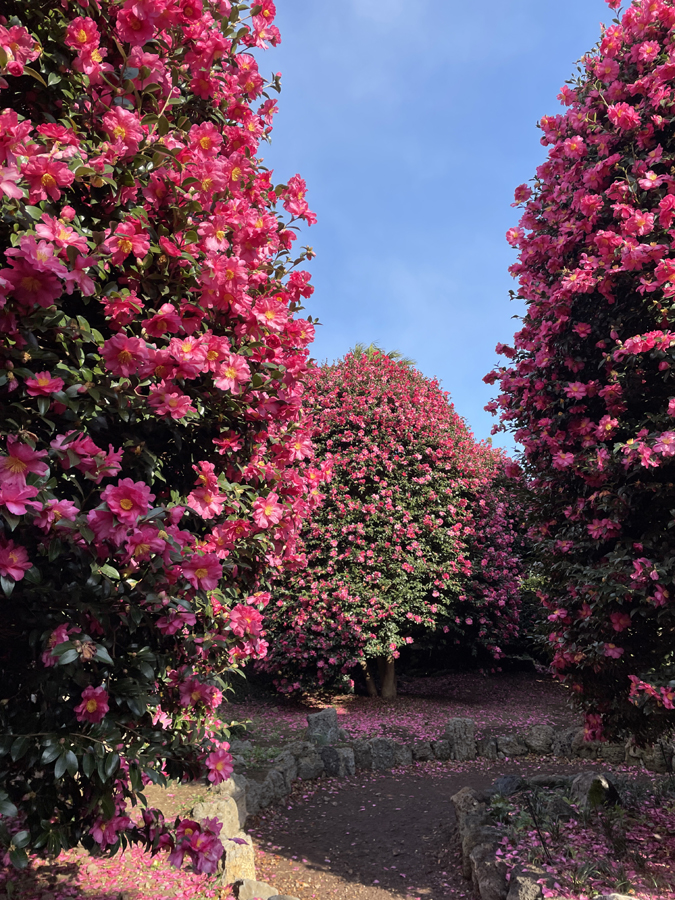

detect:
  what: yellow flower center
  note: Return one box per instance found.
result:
[117,238,133,255]
[86,699,99,713]
[195,567,208,579]
[21,276,42,292]
[41,173,56,188]
[119,498,134,511]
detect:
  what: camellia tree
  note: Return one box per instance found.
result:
[0,0,321,871]
[487,0,675,741]
[260,347,523,699]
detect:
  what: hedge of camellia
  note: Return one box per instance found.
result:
[260,348,523,699]
[487,0,675,741]
[0,0,321,870]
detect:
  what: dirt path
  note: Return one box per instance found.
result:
[248,757,614,900]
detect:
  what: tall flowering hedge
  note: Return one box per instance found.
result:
[261,350,522,698]
[0,0,320,870]
[487,0,675,741]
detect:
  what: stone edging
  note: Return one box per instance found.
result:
[452,772,635,900]
[193,708,673,887]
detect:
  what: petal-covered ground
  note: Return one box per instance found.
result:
[230,671,580,747]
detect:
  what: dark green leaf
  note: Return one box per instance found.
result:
[10,736,30,761]
[54,753,68,780]
[9,847,28,869]
[64,750,78,777]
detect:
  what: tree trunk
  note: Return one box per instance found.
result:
[378,655,397,701]
[360,660,378,698]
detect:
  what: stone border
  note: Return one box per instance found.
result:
[451,772,637,900]
[194,708,673,887]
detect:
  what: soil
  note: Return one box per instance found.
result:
[245,757,618,900]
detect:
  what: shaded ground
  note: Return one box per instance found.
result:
[248,758,619,900]
[230,672,580,751]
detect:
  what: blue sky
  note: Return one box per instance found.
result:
[260,0,613,449]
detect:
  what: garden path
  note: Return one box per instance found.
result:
[249,757,615,900]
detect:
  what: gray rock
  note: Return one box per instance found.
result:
[393,743,413,766]
[600,743,627,765]
[470,842,507,900]
[570,772,621,809]
[258,769,288,808]
[296,751,324,780]
[230,739,253,755]
[642,743,669,773]
[369,737,396,771]
[211,774,248,827]
[597,895,634,900]
[459,811,493,878]
[192,796,240,838]
[524,724,554,755]
[571,732,601,760]
[431,738,452,761]
[527,774,574,790]
[320,746,355,777]
[477,737,499,760]
[220,831,256,883]
[411,741,434,761]
[273,750,298,791]
[507,872,543,900]
[285,740,318,759]
[445,717,477,761]
[244,780,261,817]
[306,708,339,745]
[337,727,349,741]
[551,726,583,759]
[493,775,526,797]
[451,786,485,830]
[234,878,277,900]
[351,739,373,771]
[497,734,529,757]
[544,794,575,821]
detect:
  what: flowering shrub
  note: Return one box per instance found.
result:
[487,0,675,740]
[0,0,320,869]
[261,349,522,698]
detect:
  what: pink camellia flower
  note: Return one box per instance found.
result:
[41,623,76,667]
[182,553,222,591]
[607,610,631,633]
[0,482,41,515]
[107,221,150,265]
[0,539,31,581]
[607,102,641,130]
[252,492,283,528]
[654,431,675,456]
[512,183,532,205]
[25,371,65,396]
[178,677,221,709]
[0,435,48,485]
[564,381,587,399]
[74,685,109,723]
[148,382,196,419]
[0,165,23,199]
[116,7,157,46]
[603,643,624,659]
[228,603,263,637]
[22,156,75,203]
[187,485,226,520]
[101,477,154,524]
[64,16,100,51]
[1,259,62,308]
[214,353,251,392]
[34,498,79,533]
[102,106,145,154]
[101,333,148,377]
[205,746,233,784]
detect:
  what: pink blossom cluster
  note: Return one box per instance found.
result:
[0,0,325,872]
[260,350,523,694]
[486,0,675,740]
